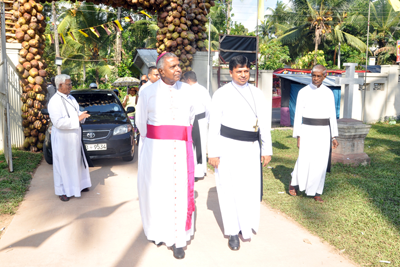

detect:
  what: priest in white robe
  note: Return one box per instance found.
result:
[136,53,196,260]
[182,71,211,181]
[290,65,339,203]
[48,74,92,202]
[208,55,273,251]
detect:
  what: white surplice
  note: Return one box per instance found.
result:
[48,92,91,197]
[291,83,338,196]
[136,79,196,248]
[208,81,273,239]
[190,82,211,178]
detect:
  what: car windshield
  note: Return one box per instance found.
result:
[73,93,123,113]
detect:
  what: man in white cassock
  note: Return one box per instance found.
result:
[182,71,211,181]
[48,74,92,202]
[136,53,196,260]
[137,66,160,98]
[208,55,272,251]
[289,65,339,203]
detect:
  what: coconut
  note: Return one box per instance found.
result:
[180,24,188,31]
[29,22,38,30]
[22,69,30,79]
[187,31,195,41]
[166,15,174,23]
[23,128,31,137]
[13,1,19,11]
[175,49,181,56]
[24,34,31,41]
[33,84,42,93]
[172,32,180,40]
[183,38,189,46]
[35,3,43,12]
[173,18,180,26]
[26,53,34,61]
[186,54,193,61]
[168,24,175,32]
[36,142,43,150]
[180,31,188,38]
[172,10,181,18]
[34,55,41,60]
[166,32,172,39]
[29,68,39,78]
[22,61,32,70]
[17,17,26,26]
[30,59,38,68]
[22,41,30,49]
[23,12,31,22]
[31,8,37,16]
[180,17,187,24]
[180,54,188,63]
[35,76,44,85]
[29,47,38,55]
[16,64,25,73]
[24,2,32,12]
[15,31,25,42]
[37,13,44,21]
[38,69,46,77]
[20,25,30,34]
[197,40,204,48]
[176,37,183,45]
[27,29,35,38]
[28,76,35,84]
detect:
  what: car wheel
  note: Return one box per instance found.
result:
[43,142,53,165]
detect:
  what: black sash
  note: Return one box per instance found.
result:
[192,112,206,164]
[220,125,263,201]
[302,117,331,173]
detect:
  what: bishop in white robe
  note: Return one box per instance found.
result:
[48,74,92,202]
[182,71,211,180]
[290,65,339,203]
[208,55,272,251]
[136,53,195,259]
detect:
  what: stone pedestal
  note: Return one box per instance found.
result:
[332,118,371,166]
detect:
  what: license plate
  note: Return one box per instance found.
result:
[86,143,107,151]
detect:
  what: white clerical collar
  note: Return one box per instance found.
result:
[309,83,322,89]
[57,91,71,98]
[232,81,249,89]
[160,78,177,88]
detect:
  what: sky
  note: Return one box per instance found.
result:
[231,0,291,32]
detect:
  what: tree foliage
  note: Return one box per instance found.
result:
[259,40,291,70]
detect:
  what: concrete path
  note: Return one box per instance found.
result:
[0,151,357,267]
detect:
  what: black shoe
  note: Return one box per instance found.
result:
[172,245,185,259]
[59,195,70,202]
[81,188,89,192]
[228,235,240,251]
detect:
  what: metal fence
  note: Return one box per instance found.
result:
[0,0,13,172]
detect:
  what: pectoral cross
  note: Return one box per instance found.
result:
[253,119,259,132]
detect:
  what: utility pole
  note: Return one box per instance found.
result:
[226,0,231,34]
[116,7,122,65]
[52,1,61,75]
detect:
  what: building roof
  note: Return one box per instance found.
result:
[133,49,158,69]
[275,74,341,87]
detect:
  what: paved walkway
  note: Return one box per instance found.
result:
[0,154,357,267]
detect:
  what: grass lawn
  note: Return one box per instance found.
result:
[0,149,42,215]
[264,123,400,266]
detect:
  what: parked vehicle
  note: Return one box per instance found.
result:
[42,89,135,165]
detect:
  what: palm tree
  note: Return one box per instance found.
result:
[275,0,367,64]
[57,2,116,85]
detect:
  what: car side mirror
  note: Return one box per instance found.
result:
[126,107,135,113]
[41,108,49,115]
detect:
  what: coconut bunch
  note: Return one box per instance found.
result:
[68,0,214,72]
[11,0,48,152]
[154,0,213,72]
